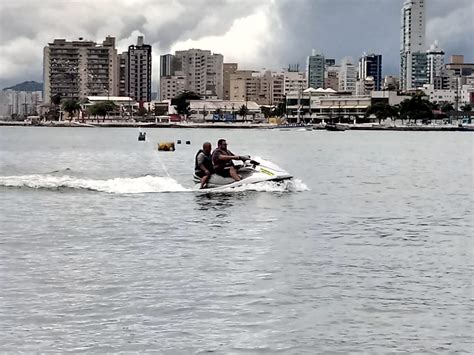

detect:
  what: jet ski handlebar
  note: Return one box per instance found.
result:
[238,155,251,161]
[239,157,260,166]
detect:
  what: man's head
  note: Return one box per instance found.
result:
[202,142,211,154]
[217,139,227,149]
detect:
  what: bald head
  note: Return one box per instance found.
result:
[203,142,211,154]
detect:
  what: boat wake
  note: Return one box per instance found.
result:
[0,174,189,194]
[0,175,309,194]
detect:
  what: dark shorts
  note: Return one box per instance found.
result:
[214,167,231,178]
[195,170,212,178]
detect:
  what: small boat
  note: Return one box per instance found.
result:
[274,123,313,131]
[326,123,349,131]
[138,132,146,141]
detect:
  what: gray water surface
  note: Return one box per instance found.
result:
[0,127,473,353]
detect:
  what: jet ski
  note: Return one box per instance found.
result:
[193,156,293,191]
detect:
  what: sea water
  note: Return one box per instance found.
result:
[0,127,472,353]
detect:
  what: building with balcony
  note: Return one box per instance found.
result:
[359,53,382,91]
[229,69,285,106]
[307,51,325,89]
[339,58,357,94]
[223,63,238,100]
[400,0,428,91]
[426,40,445,89]
[43,37,119,104]
[159,49,223,100]
[121,36,152,102]
[325,65,340,91]
[283,69,307,96]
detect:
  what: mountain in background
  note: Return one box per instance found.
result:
[3,81,43,92]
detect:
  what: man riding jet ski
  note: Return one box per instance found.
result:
[194,139,292,190]
[211,139,247,182]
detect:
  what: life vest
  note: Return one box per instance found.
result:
[194,149,213,173]
[212,148,234,170]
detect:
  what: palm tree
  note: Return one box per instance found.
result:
[62,99,81,121]
[238,105,249,121]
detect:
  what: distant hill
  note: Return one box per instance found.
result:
[3,81,43,92]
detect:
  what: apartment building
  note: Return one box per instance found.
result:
[307,52,325,89]
[159,49,223,100]
[359,53,382,91]
[400,0,428,91]
[43,36,119,104]
[121,36,152,102]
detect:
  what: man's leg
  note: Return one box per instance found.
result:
[229,167,241,181]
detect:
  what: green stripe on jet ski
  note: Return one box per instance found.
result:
[260,168,274,176]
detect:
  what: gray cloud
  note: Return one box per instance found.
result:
[0,0,472,89]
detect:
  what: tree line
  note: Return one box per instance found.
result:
[365,93,472,124]
[44,91,472,123]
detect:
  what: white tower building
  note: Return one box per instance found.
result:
[427,40,445,87]
[400,0,427,91]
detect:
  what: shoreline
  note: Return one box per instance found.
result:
[0,120,473,131]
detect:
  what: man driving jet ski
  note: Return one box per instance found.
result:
[211,139,247,182]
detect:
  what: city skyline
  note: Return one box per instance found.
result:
[0,0,472,89]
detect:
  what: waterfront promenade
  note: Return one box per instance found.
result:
[1,120,473,131]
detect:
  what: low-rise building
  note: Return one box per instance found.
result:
[188,99,262,122]
[370,91,411,106]
[286,88,370,122]
[421,84,473,106]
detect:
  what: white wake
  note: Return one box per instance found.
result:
[0,174,189,194]
[196,179,310,193]
[1,175,309,194]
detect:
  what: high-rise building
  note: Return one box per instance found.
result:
[307,51,325,89]
[0,90,43,118]
[339,58,357,94]
[160,54,175,77]
[284,69,307,95]
[324,60,339,91]
[159,49,224,100]
[121,36,152,102]
[426,40,445,89]
[400,0,427,91]
[159,54,184,100]
[118,53,127,97]
[359,53,382,91]
[223,63,238,100]
[325,67,340,91]
[229,70,284,105]
[43,36,119,104]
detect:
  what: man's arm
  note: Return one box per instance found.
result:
[218,155,240,161]
[197,154,211,174]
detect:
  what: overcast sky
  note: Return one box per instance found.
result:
[0,0,472,89]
